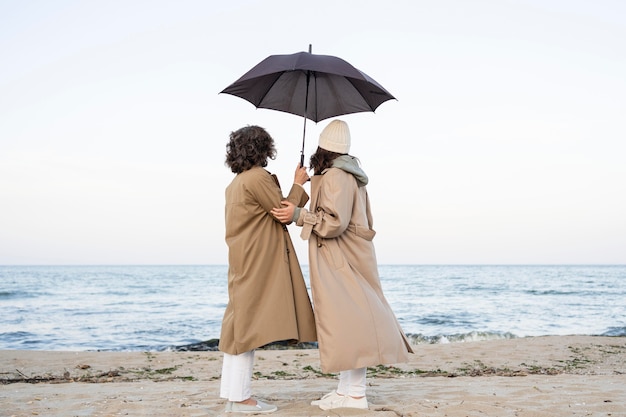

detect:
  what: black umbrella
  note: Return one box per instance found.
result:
[220,45,395,165]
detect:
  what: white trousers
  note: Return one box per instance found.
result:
[220,350,255,402]
[337,367,367,397]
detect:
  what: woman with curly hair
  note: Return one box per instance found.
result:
[219,125,316,414]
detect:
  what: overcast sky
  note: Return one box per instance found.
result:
[1,0,625,265]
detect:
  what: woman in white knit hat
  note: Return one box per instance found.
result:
[272,119,413,411]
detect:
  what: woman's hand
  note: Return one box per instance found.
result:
[294,164,310,185]
[271,200,295,224]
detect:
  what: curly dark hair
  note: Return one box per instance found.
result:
[225,126,277,174]
[309,146,343,175]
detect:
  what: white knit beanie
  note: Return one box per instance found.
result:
[318,119,351,154]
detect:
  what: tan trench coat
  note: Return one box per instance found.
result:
[219,167,317,355]
[296,167,413,373]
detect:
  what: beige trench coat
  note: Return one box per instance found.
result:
[296,167,413,373]
[219,167,317,355]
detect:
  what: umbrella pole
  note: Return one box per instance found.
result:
[300,44,313,167]
[300,69,311,167]
[300,117,307,167]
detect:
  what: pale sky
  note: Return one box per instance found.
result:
[1,0,625,265]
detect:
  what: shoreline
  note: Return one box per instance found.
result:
[2,335,625,416]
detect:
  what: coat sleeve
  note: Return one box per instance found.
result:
[285,184,309,207]
[247,170,309,223]
[297,169,354,240]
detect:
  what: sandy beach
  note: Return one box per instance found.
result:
[1,335,625,416]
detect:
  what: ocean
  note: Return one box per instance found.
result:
[1,265,624,351]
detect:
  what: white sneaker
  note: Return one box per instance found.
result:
[316,393,368,411]
[225,399,277,414]
[311,390,342,406]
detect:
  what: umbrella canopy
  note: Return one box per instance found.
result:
[220,47,395,164]
[221,51,395,122]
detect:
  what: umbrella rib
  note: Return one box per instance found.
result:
[255,73,288,107]
[257,70,311,113]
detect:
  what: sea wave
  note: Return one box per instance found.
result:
[406,331,518,344]
[167,331,520,352]
[602,327,626,337]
